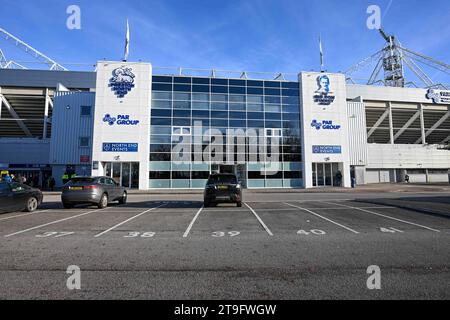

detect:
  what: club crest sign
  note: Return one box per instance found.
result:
[109,67,135,98]
[426,89,450,104]
[314,75,335,106]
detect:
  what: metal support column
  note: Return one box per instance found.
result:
[388,102,394,144]
[419,104,426,144]
[43,88,50,139]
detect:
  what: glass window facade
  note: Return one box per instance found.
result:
[150,76,303,189]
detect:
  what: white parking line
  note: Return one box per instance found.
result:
[236,199,355,203]
[183,206,204,238]
[4,208,104,238]
[94,204,165,238]
[0,209,51,222]
[244,203,273,236]
[241,206,395,211]
[322,201,441,233]
[285,203,360,234]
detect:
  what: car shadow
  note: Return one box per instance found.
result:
[38,200,205,210]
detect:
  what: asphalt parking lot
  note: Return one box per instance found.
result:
[0,191,449,300]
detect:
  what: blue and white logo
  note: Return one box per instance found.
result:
[427,89,441,104]
[103,114,140,126]
[109,67,135,98]
[314,75,335,106]
[103,143,112,152]
[311,119,341,130]
[103,114,117,126]
[426,89,450,104]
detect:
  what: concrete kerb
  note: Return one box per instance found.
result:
[41,183,450,196]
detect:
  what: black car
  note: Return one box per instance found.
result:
[0,182,43,213]
[204,173,243,207]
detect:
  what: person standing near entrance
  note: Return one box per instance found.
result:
[48,177,56,191]
[350,168,356,189]
[2,174,12,183]
[335,171,343,187]
[405,174,410,183]
[69,172,76,181]
[62,172,69,185]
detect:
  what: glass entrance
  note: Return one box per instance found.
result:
[312,163,341,187]
[121,163,131,188]
[219,165,234,174]
[235,164,247,188]
[112,163,121,185]
[102,162,140,189]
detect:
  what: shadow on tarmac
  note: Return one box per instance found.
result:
[393,196,450,204]
[357,196,450,220]
[38,200,204,210]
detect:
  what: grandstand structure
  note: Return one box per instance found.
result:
[343,29,450,146]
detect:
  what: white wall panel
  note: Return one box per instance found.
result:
[347,102,368,166]
[365,169,380,184]
[367,144,450,169]
[428,174,449,183]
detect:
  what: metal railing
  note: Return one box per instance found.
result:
[152,66,299,81]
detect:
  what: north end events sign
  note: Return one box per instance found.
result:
[312,145,342,154]
[102,143,139,152]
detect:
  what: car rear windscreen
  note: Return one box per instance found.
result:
[69,178,96,184]
[208,175,237,184]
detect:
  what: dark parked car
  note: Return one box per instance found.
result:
[61,176,127,209]
[204,173,243,207]
[0,182,43,213]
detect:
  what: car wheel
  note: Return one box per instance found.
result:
[63,202,73,209]
[98,193,108,209]
[118,192,127,205]
[237,201,242,208]
[204,200,210,208]
[24,197,38,212]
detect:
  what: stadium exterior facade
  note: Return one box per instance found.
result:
[1,61,450,190]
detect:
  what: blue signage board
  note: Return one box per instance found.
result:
[312,145,342,154]
[103,143,138,152]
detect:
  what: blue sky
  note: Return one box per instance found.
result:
[1,0,450,83]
